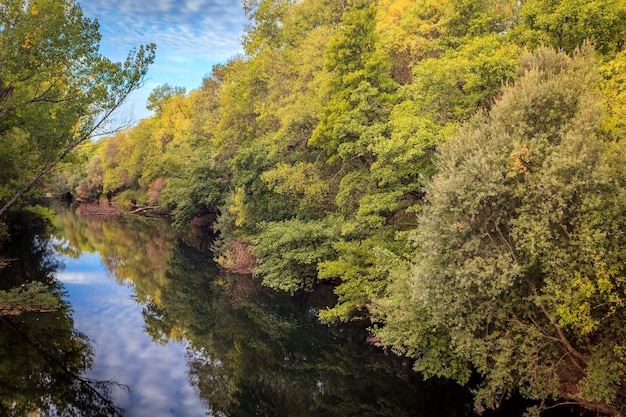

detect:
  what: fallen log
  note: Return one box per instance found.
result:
[127,206,160,214]
[76,203,167,217]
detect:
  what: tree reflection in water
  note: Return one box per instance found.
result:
[144,238,473,417]
[9,203,572,417]
[52,207,478,416]
[0,225,124,417]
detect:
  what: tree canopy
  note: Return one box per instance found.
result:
[374,46,626,415]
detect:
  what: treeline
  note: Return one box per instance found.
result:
[53,0,626,414]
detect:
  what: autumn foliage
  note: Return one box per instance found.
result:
[43,0,626,414]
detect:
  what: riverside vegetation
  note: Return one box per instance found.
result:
[2,0,626,415]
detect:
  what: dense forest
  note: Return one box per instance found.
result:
[2,0,626,414]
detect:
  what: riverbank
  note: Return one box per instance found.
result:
[75,202,124,216]
[75,202,169,217]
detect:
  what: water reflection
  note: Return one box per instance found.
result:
[56,252,208,416]
[53,208,176,304]
[149,245,474,417]
[52,207,479,416]
[0,225,122,416]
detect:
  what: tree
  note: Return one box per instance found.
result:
[599,50,626,140]
[0,0,155,219]
[512,0,626,55]
[309,1,397,169]
[146,84,186,114]
[250,216,342,294]
[374,46,626,415]
[242,0,292,54]
[376,0,519,84]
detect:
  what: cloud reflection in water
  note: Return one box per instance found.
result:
[58,254,208,417]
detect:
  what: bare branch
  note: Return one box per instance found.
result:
[0,49,153,218]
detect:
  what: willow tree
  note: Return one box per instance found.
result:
[0,0,155,220]
[375,46,626,415]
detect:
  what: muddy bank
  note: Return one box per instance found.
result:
[75,202,124,216]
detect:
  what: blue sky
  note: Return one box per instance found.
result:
[78,0,248,121]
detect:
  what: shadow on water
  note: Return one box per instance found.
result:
[142,236,475,417]
[0,220,124,416]
[142,239,587,417]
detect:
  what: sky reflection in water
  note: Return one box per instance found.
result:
[57,253,208,417]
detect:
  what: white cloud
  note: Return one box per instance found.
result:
[57,271,100,284]
[79,0,246,58]
[78,0,247,119]
[64,258,208,416]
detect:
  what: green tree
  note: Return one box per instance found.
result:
[376,0,519,84]
[250,216,342,294]
[512,0,626,54]
[309,1,397,169]
[599,50,626,140]
[166,159,228,228]
[92,83,198,210]
[406,35,519,126]
[0,0,154,220]
[146,84,186,114]
[74,152,104,202]
[374,46,626,415]
[242,0,292,54]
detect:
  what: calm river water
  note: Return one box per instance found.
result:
[0,207,521,416]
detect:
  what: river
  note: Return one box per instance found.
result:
[0,206,517,416]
